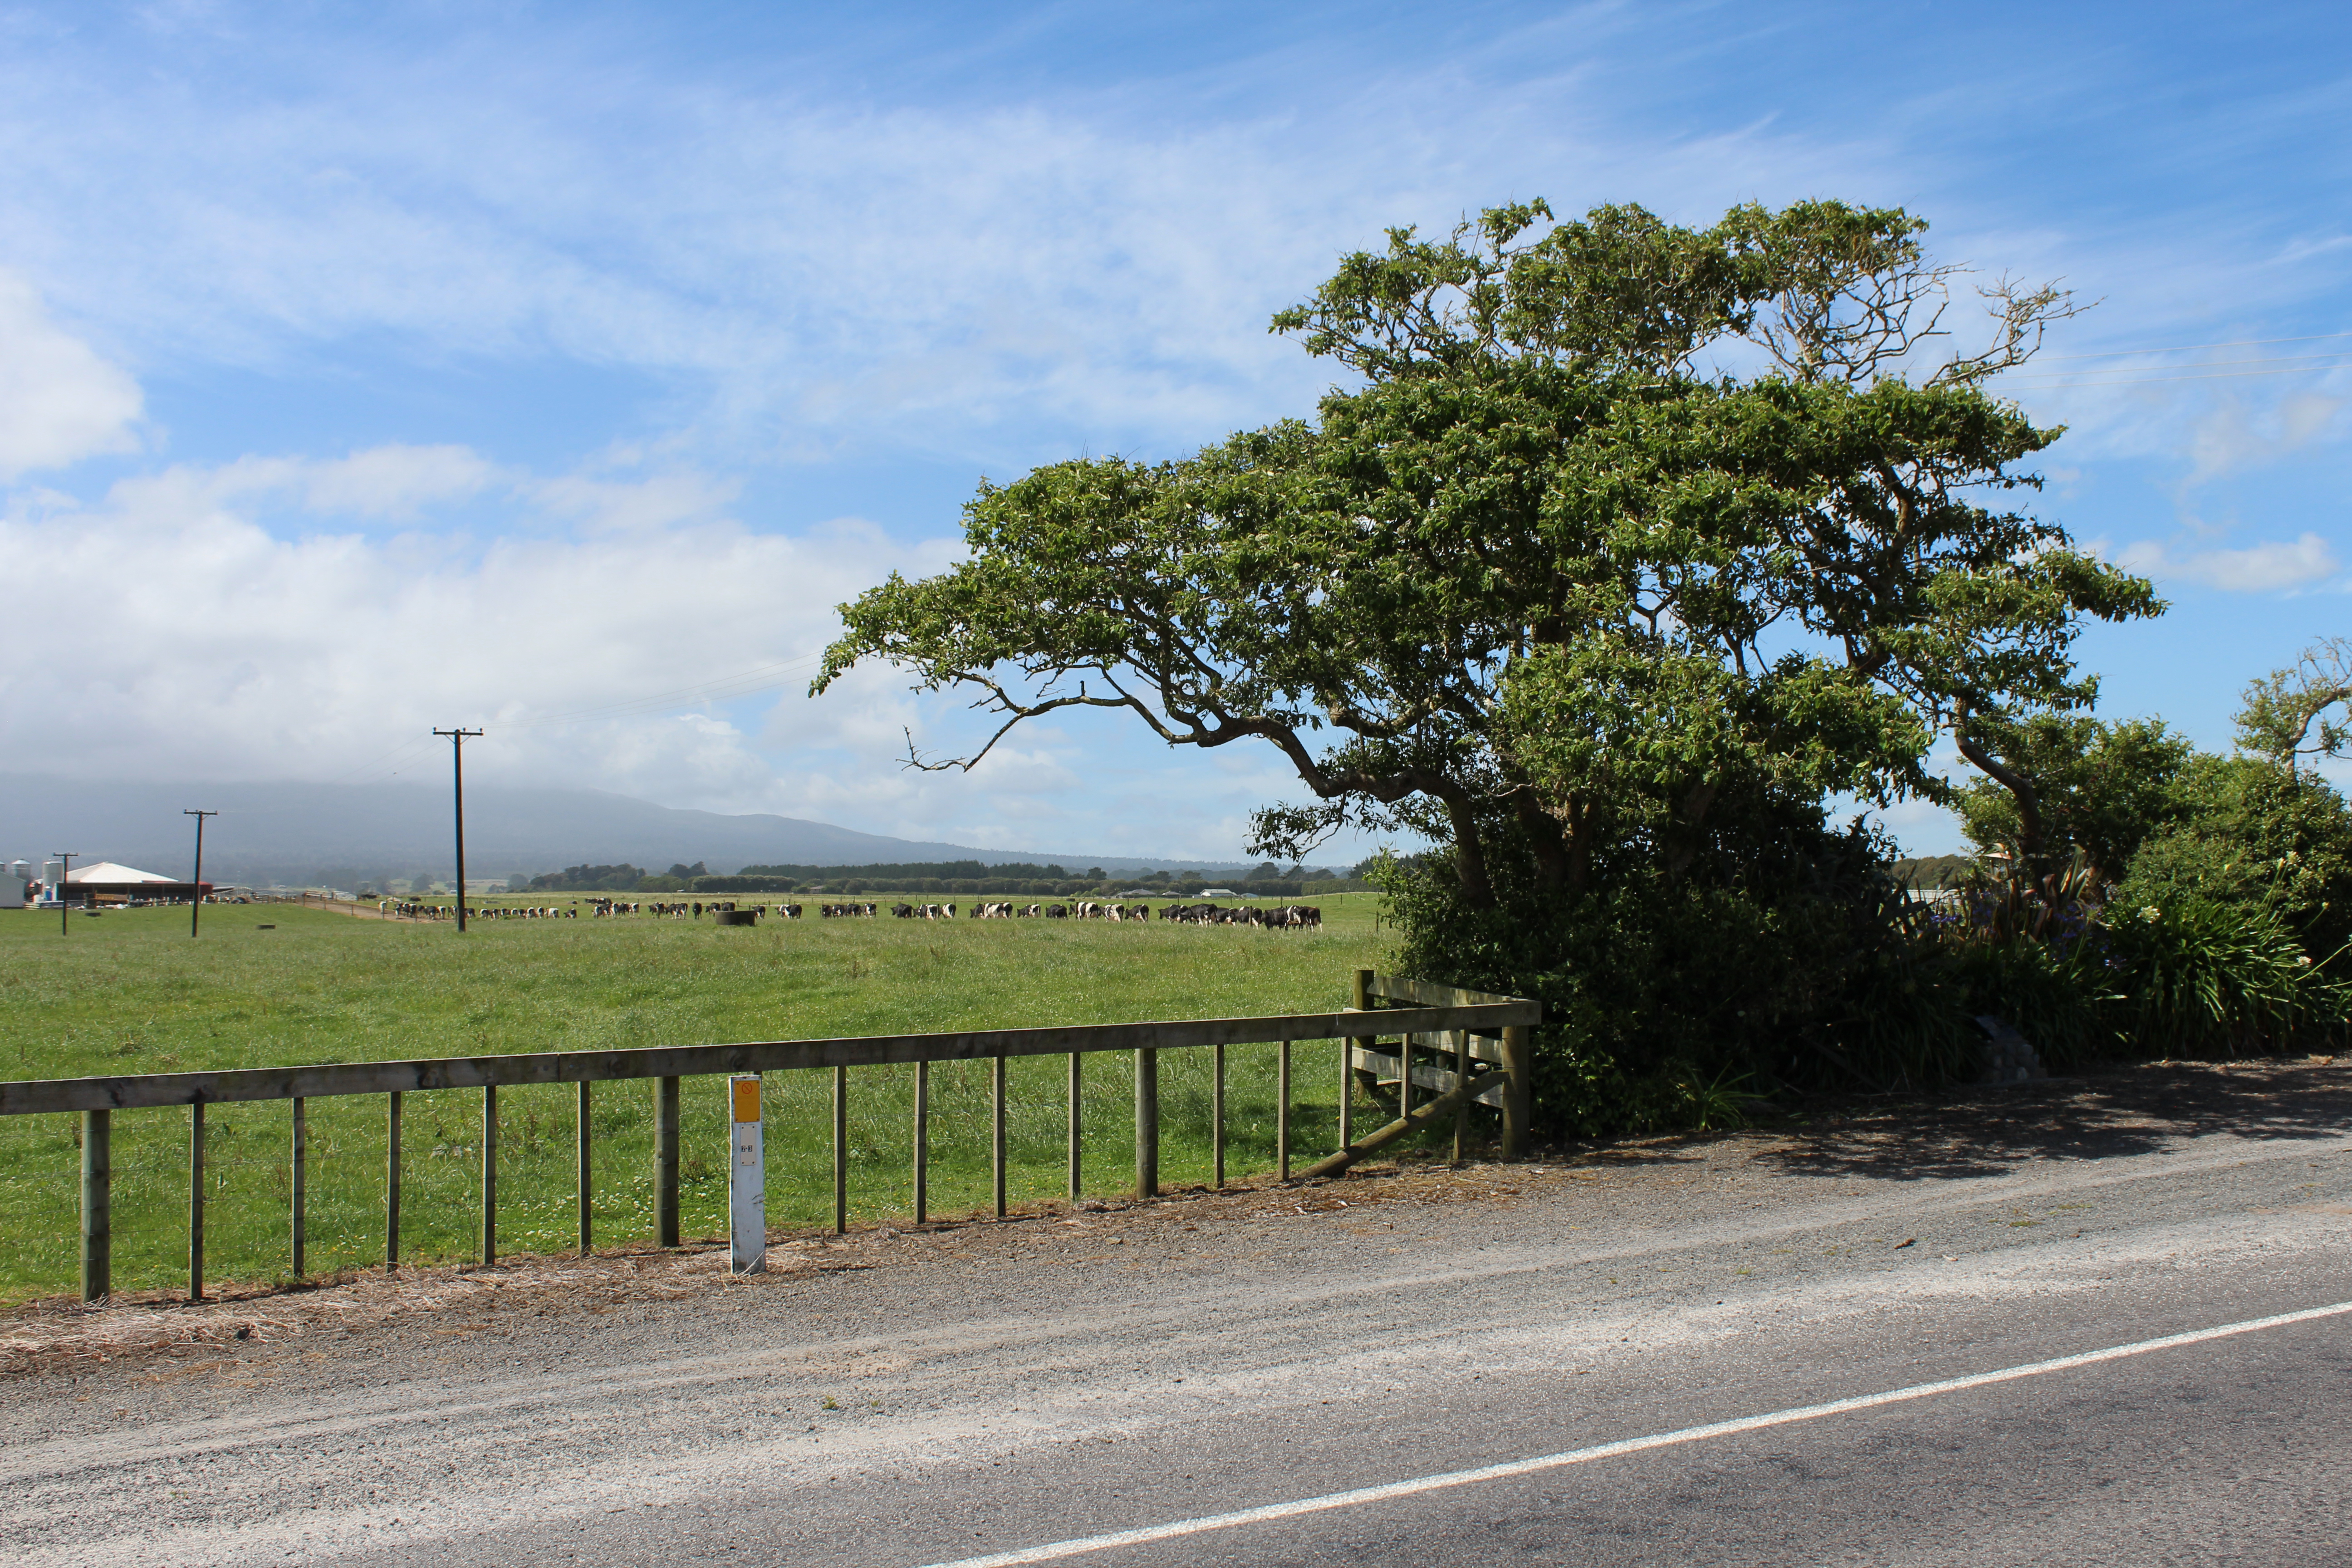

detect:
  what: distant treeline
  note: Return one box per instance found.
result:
[526,862,653,891]
[1886,854,1978,889]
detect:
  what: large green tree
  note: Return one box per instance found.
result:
[818,199,2157,908]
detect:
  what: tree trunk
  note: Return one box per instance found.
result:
[1446,798,1496,908]
[1513,792,1575,894]
[1661,779,1722,886]
[1953,717,2048,870]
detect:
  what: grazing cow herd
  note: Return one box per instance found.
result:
[887,900,1321,926]
[379,895,1323,929]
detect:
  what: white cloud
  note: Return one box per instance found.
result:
[297,446,500,518]
[2116,531,2342,592]
[2185,392,2344,485]
[0,449,1321,858]
[529,470,740,534]
[0,456,904,791]
[0,270,141,478]
[104,444,500,524]
[1857,796,1970,859]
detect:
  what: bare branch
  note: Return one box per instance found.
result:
[1932,274,2098,386]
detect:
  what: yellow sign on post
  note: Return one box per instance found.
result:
[728,1074,764,1275]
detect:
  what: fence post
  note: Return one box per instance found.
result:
[1501,1024,1531,1159]
[188,1102,205,1303]
[913,1060,930,1224]
[1133,1047,1158,1199]
[1211,1042,1226,1188]
[80,1108,110,1303]
[481,1084,498,1266]
[992,1054,1008,1219]
[655,1076,681,1247]
[833,1064,848,1236]
[1453,1031,1469,1163]
[387,1091,402,1269]
[576,1080,592,1257]
[731,1075,765,1274]
[1347,968,1373,1151]
[290,1096,307,1278]
[1065,1053,1081,1202]
[1278,1038,1292,1181]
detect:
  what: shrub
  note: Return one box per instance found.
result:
[2103,894,2348,1056]
[1378,810,1980,1139]
[2119,757,2352,969]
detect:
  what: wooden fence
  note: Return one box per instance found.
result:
[1,969,1535,1303]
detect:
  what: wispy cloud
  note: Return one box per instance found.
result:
[105,445,501,524]
[2115,532,2342,592]
[0,8,1927,470]
[2186,392,2345,485]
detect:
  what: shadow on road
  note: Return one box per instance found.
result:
[1702,1058,2352,1185]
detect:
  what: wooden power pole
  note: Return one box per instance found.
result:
[431,729,484,931]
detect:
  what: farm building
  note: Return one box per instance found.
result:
[59,861,212,905]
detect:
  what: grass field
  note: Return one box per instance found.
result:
[0,895,1399,1303]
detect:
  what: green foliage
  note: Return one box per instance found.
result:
[1888,854,1975,888]
[1375,804,1977,1139]
[2118,757,2352,967]
[818,197,2155,930]
[1933,835,2347,1064]
[1936,866,2122,1071]
[1955,715,2195,882]
[2102,894,2347,1055]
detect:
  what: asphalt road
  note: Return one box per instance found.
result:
[6,1061,2352,1566]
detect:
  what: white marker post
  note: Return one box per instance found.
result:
[729,1075,764,1274]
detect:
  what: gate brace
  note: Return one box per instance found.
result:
[1297,1067,1512,1181]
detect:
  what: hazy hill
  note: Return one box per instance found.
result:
[0,775,1264,886]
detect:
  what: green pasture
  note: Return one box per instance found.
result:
[0,895,1398,1303]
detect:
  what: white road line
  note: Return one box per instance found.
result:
[915,1298,2352,1568]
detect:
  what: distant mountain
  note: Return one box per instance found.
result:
[0,775,1263,886]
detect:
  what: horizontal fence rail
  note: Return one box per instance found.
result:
[0,1003,1536,1116]
[7,971,1537,1305]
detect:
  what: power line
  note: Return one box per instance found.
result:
[2008,349,2352,376]
[2021,328,2352,362]
[2002,362,2352,389]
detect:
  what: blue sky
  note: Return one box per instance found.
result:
[0,0,2346,862]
